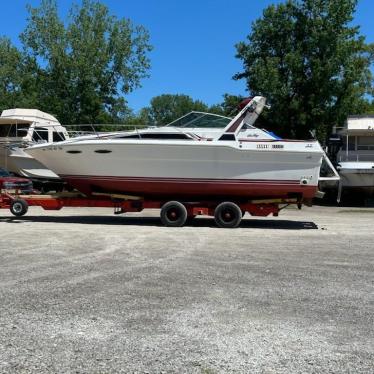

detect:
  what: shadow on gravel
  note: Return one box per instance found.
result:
[0,215,318,230]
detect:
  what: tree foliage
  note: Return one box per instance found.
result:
[0,0,151,124]
[235,0,374,139]
[140,94,210,125]
[138,93,245,126]
[209,94,246,117]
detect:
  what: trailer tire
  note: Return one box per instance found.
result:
[160,201,187,227]
[10,199,29,217]
[214,202,242,228]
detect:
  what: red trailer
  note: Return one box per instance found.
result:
[0,190,304,228]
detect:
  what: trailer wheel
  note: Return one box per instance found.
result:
[160,201,187,227]
[10,199,29,217]
[214,202,242,228]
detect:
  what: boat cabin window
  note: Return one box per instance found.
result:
[357,136,374,150]
[53,132,66,142]
[32,127,49,142]
[0,124,30,138]
[114,133,194,140]
[140,133,193,140]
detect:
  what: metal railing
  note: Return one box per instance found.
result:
[1,123,146,144]
[339,153,374,162]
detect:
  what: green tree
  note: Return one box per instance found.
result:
[235,0,374,139]
[18,0,151,125]
[209,94,246,117]
[141,94,210,125]
[0,37,23,110]
[364,101,374,115]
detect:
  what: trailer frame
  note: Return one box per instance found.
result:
[0,189,302,228]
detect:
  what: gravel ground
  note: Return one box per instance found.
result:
[0,205,373,373]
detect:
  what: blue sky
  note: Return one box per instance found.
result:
[1,0,373,112]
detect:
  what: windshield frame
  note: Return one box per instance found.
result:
[166,111,233,129]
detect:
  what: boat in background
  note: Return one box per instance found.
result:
[0,109,69,180]
[328,115,374,196]
[26,96,333,204]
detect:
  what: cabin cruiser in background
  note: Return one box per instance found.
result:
[26,96,337,203]
[328,115,374,195]
[0,109,69,182]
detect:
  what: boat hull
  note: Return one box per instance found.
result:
[0,144,59,180]
[26,140,322,200]
[62,175,317,200]
[338,162,374,194]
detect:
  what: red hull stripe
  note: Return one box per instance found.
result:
[61,175,317,199]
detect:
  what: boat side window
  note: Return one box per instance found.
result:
[218,134,236,141]
[115,133,193,140]
[53,132,66,142]
[32,127,49,142]
[114,134,141,139]
[0,124,30,138]
[140,133,192,140]
[357,136,374,150]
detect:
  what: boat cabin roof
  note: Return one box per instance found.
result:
[1,108,60,124]
[340,116,374,136]
[0,118,31,125]
[0,108,67,134]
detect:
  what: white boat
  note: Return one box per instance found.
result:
[333,115,374,194]
[25,97,326,202]
[0,109,69,180]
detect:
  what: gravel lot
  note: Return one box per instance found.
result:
[0,205,373,373]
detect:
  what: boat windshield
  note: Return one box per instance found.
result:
[0,124,30,138]
[166,112,232,128]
